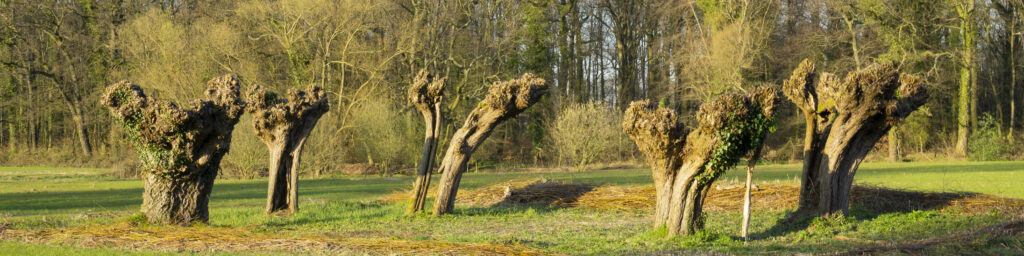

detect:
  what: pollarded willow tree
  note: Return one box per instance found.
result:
[100,75,245,225]
[407,70,446,214]
[623,86,780,237]
[432,74,547,215]
[784,59,928,217]
[246,85,329,215]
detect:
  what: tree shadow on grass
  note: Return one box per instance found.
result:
[259,201,396,228]
[750,186,997,240]
[0,188,144,213]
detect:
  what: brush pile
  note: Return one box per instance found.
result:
[458,178,594,207]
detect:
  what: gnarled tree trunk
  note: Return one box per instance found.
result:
[432,74,547,215]
[624,86,780,237]
[100,75,245,225]
[620,99,688,228]
[247,84,329,215]
[407,70,446,214]
[784,59,928,217]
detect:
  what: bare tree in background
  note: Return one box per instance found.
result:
[100,75,245,225]
[247,85,329,215]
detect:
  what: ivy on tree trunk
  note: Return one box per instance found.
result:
[623,86,780,237]
[100,75,245,225]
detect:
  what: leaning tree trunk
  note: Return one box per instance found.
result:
[68,104,93,157]
[624,86,780,237]
[432,74,547,215]
[407,70,446,214]
[100,75,245,225]
[784,59,928,217]
[247,84,329,215]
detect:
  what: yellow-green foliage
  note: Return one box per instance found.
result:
[351,96,419,170]
[549,101,632,168]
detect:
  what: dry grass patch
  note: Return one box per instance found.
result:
[0,222,552,255]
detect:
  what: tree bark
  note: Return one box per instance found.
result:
[621,100,687,228]
[141,164,217,224]
[797,112,828,211]
[624,86,779,237]
[888,127,899,162]
[432,74,547,215]
[246,85,329,215]
[954,1,975,157]
[407,70,445,214]
[65,100,92,157]
[784,60,928,217]
[101,75,245,225]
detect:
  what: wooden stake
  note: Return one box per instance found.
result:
[742,143,764,243]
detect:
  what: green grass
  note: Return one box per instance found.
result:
[1,161,1023,255]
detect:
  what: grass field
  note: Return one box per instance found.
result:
[1,161,1023,255]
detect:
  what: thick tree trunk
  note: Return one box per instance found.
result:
[653,167,677,228]
[141,166,217,224]
[433,140,474,215]
[247,85,329,215]
[784,60,928,217]
[101,75,245,225]
[263,128,315,214]
[432,74,547,215]
[621,100,687,228]
[407,71,446,214]
[666,162,702,236]
[624,87,780,237]
[265,145,292,213]
[817,120,889,216]
[797,114,826,212]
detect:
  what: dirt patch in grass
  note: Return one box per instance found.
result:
[0,222,553,255]
[378,179,1024,215]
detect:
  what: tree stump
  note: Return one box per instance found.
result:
[246,84,329,215]
[407,70,446,215]
[624,86,780,237]
[784,59,928,217]
[432,73,547,215]
[100,75,245,225]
